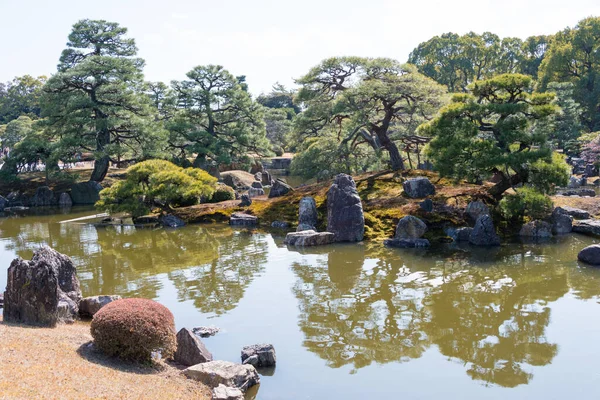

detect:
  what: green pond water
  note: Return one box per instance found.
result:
[1,207,600,399]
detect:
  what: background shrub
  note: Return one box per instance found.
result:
[499,187,554,221]
[90,298,177,362]
[207,183,236,203]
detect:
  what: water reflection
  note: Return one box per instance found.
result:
[291,240,600,387]
[0,209,267,314]
[2,208,600,392]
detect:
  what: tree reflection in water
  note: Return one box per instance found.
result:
[291,240,600,387]
[0,212,267,315]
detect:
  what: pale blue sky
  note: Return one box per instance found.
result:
[1,0,599,95]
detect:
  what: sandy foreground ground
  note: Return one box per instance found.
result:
[0,316,210,400]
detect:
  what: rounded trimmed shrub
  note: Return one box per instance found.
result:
[90,298,177,362]
[208,183,236,203]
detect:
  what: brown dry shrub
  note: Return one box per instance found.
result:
[91,298,177,362]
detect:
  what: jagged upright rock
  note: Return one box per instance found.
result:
[469,215,501,246]
[551,208,573,234]
[174,328,213,366]
[3,247,82,326]
[327,174,364,242]
[70,181,103,204]
[297,196,318,232]
[261,171,273,186]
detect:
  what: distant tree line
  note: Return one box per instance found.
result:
[0,17,599,203]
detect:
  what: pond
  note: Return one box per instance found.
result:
[1,207,600,399]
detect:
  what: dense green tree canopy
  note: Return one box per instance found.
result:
[294,57,447,171]
[0,75,47,124]
[168,65,270,169]
[422,74,567,197]
[42,19,163,182]
[409,32,551,92]
[538,16,600,131]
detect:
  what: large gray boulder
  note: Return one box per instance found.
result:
[573,219,600,236]
[403,177,435,199]
[519,221,552,238]
[229,212,258,226]
[327,174,364,242]
[79,295,121,317]
[551,208,573,234]
[465,201,490,224]
[3,247,82,326]
[58,192,73,207]
[284,230,335,246]
[469,215,501,246]
[395,216,427,239]
[268,179,293,198]
[578,245,600,265]
[70,181,103,204]
[241,343,276,367]
[221,171,255,191]
[555,206,590,220]
[183,360,260,392]
[297,196,318,232]
[31,186,57,207]
[174,328,213,366]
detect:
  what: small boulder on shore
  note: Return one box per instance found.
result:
[58,192,73,207]
[402,177,435,199]
[552,208,573,234]
[395,216,427,239]
[241,343,276,367]
[79,295,121,318]
[229,212,258,226]
[183,360,260,392]
[572,219,600,236]
[174,328,213,366]
[269,179,293,198]
[555,206,590,220]
[519,221,552,238]
[578,245,600,265]
[212,385,244,400]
